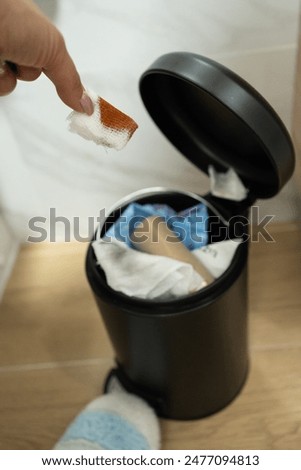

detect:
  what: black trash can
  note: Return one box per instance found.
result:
[86,52,295,420]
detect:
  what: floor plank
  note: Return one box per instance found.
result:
[0,361,113,450]
[0,242,113,366]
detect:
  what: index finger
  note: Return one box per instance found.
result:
[43,36,86,113]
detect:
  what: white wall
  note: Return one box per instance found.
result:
[0,0,300,243]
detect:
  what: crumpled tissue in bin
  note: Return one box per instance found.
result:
[92,238,242,301]
[93,239,206,300]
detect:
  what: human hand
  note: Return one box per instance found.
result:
[0,0,93,114]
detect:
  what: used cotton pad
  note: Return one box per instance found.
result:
[67,90,138,150]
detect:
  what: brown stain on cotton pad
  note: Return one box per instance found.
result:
[98,97,138,138]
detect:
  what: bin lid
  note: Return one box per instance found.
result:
[139,52,295,198]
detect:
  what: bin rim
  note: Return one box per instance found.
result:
[95,186,229,241]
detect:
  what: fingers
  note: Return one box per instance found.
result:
[0,61,42,96]
[0,61,17,96]
[0,0,93,115]
[17,65,42,81]
[43,37,93,115]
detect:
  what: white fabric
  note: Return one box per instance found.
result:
[67,90,133,150]
[209,165,248,201]
[193,238,242,278]
[92,239,206,300]
[92,238,242,300]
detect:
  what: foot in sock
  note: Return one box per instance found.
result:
[54,376,160,450]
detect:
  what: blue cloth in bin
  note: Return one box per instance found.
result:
[104,202,209,250]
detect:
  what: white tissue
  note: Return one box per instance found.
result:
[92,239,206,300]
[92,238,242,300]
[208,165,248,201]
[193,238,242,278]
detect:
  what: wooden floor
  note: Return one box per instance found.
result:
[0,222,301,450]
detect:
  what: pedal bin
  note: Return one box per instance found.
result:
[86,53,295,420]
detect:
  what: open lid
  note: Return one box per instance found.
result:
[139,52,295,198]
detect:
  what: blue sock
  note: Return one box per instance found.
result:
[54,377,160,450]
